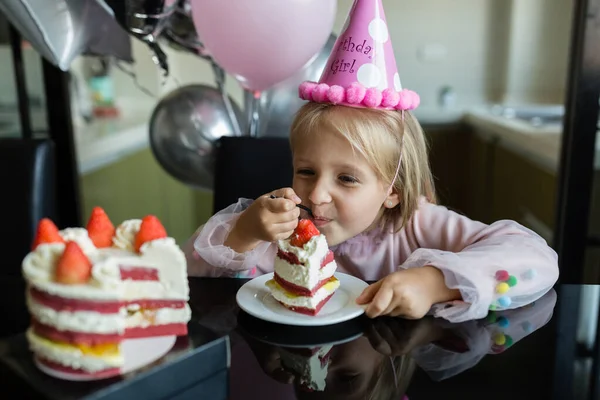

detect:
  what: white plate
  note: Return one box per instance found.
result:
[256,331,364,349]
[236,272,368,326]
[35,335,177,381]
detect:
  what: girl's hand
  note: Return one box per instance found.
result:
[366,317,444,356]
[225,188,301,253]
[355,267,462,319]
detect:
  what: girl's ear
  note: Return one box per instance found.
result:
[384,190,401,208]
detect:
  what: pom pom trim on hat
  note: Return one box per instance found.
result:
[298,80,420,111]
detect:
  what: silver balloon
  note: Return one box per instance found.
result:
[149,84,244,191]
[254,34,337,138]
[0,0,132,71]
[102,0,177,75]
[102,0,176,37]
[161,0,210,58]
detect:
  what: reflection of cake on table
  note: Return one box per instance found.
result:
[279,345,333,391]
[22,207,191,377]
[266,219,340,315]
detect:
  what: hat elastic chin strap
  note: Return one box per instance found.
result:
[384,114,405,206]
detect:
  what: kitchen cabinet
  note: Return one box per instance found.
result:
[490,142,557,241]
[80,148,213,245]
[459,130,557,243]
[463,131,496,224]
[424,123,470,213]
[428,122,558,242]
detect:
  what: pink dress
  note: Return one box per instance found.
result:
[183,197,559,323]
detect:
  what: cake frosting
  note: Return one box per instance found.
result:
[266,219,339,315]
[23,207,191,376]
[279,345,334,391]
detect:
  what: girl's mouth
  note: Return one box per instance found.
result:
[312,216,332,227]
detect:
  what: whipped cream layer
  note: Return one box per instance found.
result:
[277,234,329,264]
[27,329,123,373]
[275,257,337,291]
[22,219,189,302]
[280,345,333,391]
[124,304,191,329]
[112,219,141,251]
[266,278,340,310]
[27,291,191,334]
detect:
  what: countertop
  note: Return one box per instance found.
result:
[464,107,564,174]
[73,103,471,176]
[64,102,578,177]
[72,98,155,176]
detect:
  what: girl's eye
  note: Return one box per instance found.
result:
[339,175,358,184]
[296,168,314,176]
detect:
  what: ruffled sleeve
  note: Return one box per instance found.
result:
[184,198,276,277]
[401,198,559,322]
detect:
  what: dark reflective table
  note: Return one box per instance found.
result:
[1,278,599,399]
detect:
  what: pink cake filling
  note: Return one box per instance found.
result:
[32,319,188,345]
[320,348,333,368]
[37,357,121,378]
[276,292,335,316]
[277,249,334,268]
[119,266,159,281]
[273,272,334,296]
[29,287,187,313]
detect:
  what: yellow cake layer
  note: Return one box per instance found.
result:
[266,276,339,299]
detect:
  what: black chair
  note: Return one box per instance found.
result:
[0,138,57,337]
[213,136,294,214]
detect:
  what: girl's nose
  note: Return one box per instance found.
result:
[308,179,332,205]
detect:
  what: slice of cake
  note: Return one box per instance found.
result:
[266,219,340,315]
[279,345,333,391]
[22,207,191,377]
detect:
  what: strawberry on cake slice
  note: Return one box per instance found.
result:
[22,207,191,377]
[266,219,340,316]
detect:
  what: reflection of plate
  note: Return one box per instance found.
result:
[238,311,364,348]
[34,335,176,381]
[236,272,368,327]
[237,309,366,349]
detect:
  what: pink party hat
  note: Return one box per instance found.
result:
[299,0,419,111]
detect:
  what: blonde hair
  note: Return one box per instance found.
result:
[369,355,416,400]
[290,102,437,230]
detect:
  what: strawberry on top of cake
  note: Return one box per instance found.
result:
[22,207,191,377]
[266,219,340,316]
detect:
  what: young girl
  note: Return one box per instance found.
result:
[183,0,559,323]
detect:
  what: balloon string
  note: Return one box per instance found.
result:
[247,90,261,138]
[114,60,156,98]
[211,61,242,136]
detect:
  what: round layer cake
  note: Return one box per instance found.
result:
[22,207,191,376]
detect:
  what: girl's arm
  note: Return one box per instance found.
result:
[182,198,277,277]
[401,198,559,322]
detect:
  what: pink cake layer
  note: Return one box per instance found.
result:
[29,287,187,314]
[273,272,333,297]
[32,319,188,345]
[37,357,121,378]
[118,265,159,281]
[276,293,335,316]
[277,249,334,268]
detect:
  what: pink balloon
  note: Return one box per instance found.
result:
[190,0,336,91]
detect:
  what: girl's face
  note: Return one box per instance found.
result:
[292,129,389,246]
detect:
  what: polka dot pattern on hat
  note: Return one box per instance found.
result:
[368,18,389,42]
[297,0,420,111]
